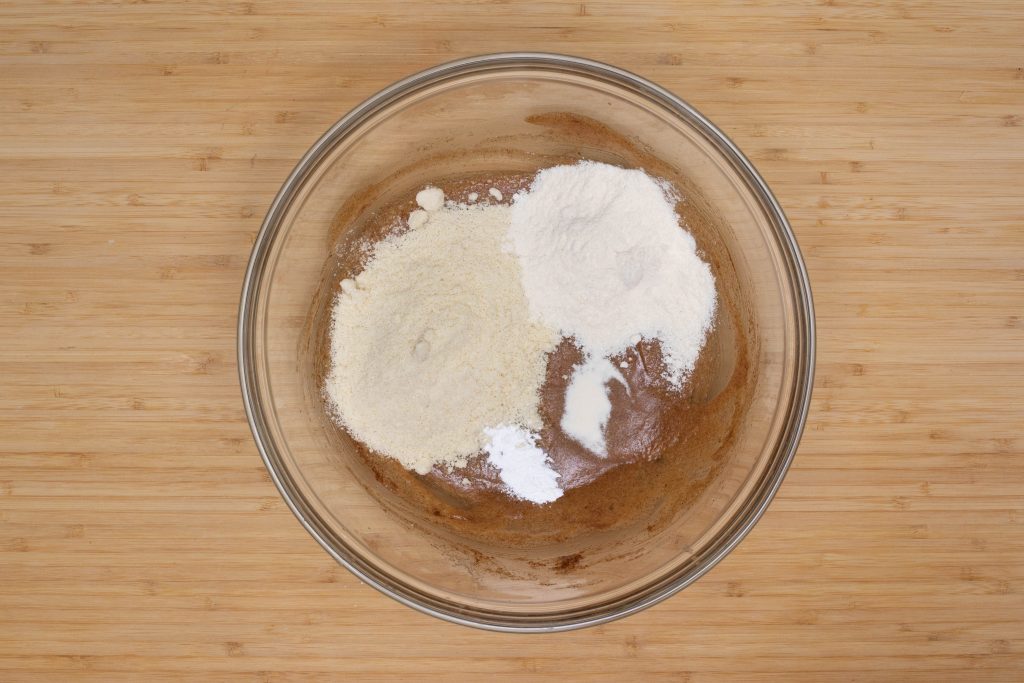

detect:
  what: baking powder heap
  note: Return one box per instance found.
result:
[483,425,563,504]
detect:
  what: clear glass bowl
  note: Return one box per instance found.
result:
[238,53,814,632]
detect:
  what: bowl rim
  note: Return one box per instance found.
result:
[238,52,815,633]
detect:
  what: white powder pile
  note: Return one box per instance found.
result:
[507,161,717,387]
[560,357,627,457]
[483,425,563,503]
[325,196,557,477]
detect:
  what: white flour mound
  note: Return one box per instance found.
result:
[507,161,717,386]
[325,203,558,475]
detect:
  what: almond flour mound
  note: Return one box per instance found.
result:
[325,202,558,475]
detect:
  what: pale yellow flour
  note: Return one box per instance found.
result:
[325,203,558,475]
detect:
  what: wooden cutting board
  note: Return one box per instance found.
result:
[2,1,1022,680]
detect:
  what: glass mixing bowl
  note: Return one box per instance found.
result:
[238,53,814,632]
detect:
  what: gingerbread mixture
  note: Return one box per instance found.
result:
[309,114,755,549]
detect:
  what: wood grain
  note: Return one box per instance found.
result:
[2,1,1022,680]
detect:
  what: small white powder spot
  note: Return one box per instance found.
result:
[461,477,470,486]
[467,192,479,202]
[488,187,503,201]
[416,186,445,212]
[408,209,428,229]
[340,278,358,295]
[561,357,628,457]
[619,361,629,368]
[483,425,562,503]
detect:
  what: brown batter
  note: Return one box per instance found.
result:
[308,114,756,555]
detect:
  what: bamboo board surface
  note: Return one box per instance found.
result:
[2,1,1023,680]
